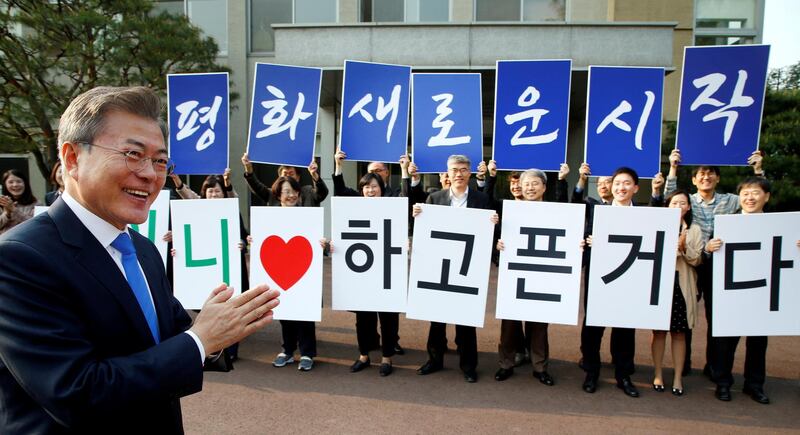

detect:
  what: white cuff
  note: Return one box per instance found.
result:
[476,179,486,187]
[184,330,206,365]
[410,178,421,187]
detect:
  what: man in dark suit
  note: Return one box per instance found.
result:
[413,154,498,383]
[0,86,280,433]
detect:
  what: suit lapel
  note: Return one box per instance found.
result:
[49,200,157,345]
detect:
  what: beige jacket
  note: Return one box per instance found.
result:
[676,223,703,329]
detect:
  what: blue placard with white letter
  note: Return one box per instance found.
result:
[493,60,571,172]
[676,45,770,166]
[339,60,411,163]
[412,73,483,173]
[247,63,322,167]
[585,66,665,178]
[167,73,229,175]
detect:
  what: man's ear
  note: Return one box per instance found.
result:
[61,142,81,181]
[632,185,640,195]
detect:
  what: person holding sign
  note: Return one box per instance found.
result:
[412,155,499,383]
[704,177,779,404]
[269,176,318,372]
[650,190,703,396]
[664,148,764,377]
[331,151,402,376]
[241,152,328,207]
[0,86,280,433]
[493,167,569,386]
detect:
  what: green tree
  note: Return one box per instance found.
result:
[0,0,227,182]
[661,61,800,212]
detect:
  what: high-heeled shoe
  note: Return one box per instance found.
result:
[652,383,665,392]
[671,387,684,396]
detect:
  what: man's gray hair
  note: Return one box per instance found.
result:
[58,86,166,150]
[520,168,547,185]
[446,154,471,166]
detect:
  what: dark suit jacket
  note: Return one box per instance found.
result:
[425,187,493,210]
[45,190,62,206]
[0,199,202,433]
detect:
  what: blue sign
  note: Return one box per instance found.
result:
[493,60,571,172]
[339,60,411,163]
[585,66,665,178]
[167,73,229,175]
[676,45,770,166]
[412,73,483,174]
[247,63,322,167]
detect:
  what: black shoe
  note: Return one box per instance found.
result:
[672,387,684,396]
[464,369,478,383]
[416,360,443,375]
[652,383,665,392]
[742,385,770,404]
[394,343,405,355]
[350,358,370,373]
[715,385,732,401]
[616,377,640,398]
[379,363,393,377]
[533,371,554,386]
[582,373,598,393]
[494,367,513,381]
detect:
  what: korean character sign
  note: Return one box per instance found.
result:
[493,60,572,172]
[246,63,322,167]
[407,204,495,327]
[675,45,770,166]
[339,60,411,163]
[170,198,242,309]
[586,206,680,330]
[250,206,324,322]
[167,72,229,175]
[585,66,665,177]
[331,197,409,312]
[712,213,800,336]
[495,201,586,325]
[128,190,171,269]
[412,73,483,174]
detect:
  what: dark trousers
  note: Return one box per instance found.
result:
[498,320,548,372]
[712,336,768,389]
[427,322,477,373]
[579,263,635,381]
[355,311,399,358]
[280,320,317,358]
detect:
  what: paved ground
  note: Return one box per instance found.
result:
[183,259,800,434]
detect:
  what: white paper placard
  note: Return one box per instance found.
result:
[407,204,495,327]
[250,206,324,321]
[496,200,586,325]
[713,212,800,336]
[171,198,242,309]
[586,205,680,329]
[129,190,171,268]
[331,197,409,312]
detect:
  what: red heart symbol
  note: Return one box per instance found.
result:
[260,235,312,291]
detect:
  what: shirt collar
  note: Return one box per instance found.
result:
[449,186,469,201]
[693,192,717,205]
[62,191,128,249]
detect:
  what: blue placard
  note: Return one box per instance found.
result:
[676,45,770,166]
[493,60,571,172]
[412,73,483,174]
[339,60,411,163]
[167,73,229,175]
[247,63,322,167]
[585,66,665,178]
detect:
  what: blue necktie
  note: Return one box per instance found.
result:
[111,233,160,344]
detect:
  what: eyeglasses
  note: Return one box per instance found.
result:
[448,167,470,175]
[280,190,298,197]
[79,142,175,175]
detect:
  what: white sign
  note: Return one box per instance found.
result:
[129,190,171,268]
[250,206,324,322]
[713,212,800,336]
[33,206,48,216]
[496,200,586,325]
[171,198,242,309]
[331,197,409,312]
[586,205,680,330]
[407,204,495,327]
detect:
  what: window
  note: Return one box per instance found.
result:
[475,0,565,22]
[250,0,337,53]
[695,35,755,46]
[694,0,761,46]
[360,0,450,23]
[151,1,228,55]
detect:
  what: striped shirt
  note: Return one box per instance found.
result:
[665,175,740,243]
